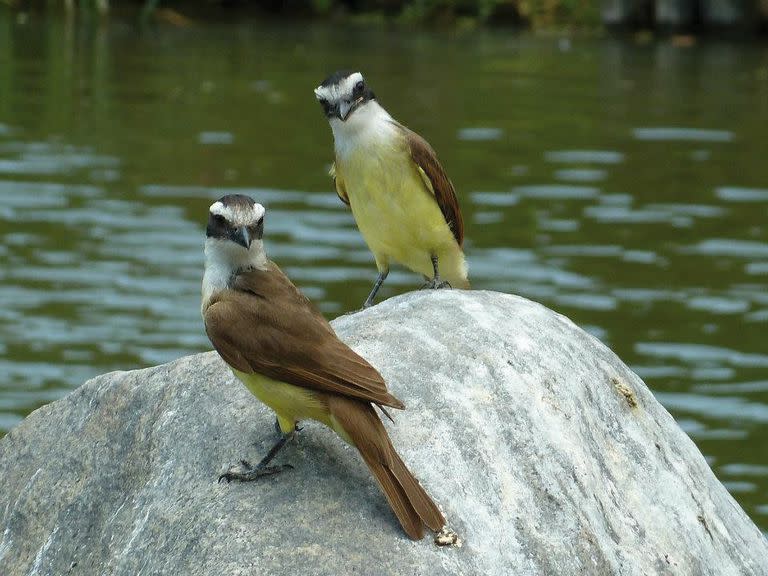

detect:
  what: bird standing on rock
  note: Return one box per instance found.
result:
[315,70,469,308]
[201,194,446,540]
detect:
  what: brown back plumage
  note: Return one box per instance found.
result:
[205,260,445,539]
[204,261,404,410]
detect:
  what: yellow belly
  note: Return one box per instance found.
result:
[232,369,352,443]
[339,145,468,287]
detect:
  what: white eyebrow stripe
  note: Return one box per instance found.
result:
[315,72,364,102]
[209,201,228,217]
[209,201,265,227]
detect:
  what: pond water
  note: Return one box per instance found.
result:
[0,14,767,531]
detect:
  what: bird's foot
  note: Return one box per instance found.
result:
[341,307,366,316]
[225,430,296,483]
[420,278,452,290]
[218,459,294,483]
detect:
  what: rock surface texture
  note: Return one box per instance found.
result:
[1,291,767,575]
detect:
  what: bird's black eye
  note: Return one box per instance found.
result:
[206,212,229,238]
[354,81,364,95]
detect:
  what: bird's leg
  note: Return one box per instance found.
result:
[219,431,295,483]
[363,269,389,308]
[273,417,302,435]
[421,254,451,290]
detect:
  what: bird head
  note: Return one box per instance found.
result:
[314,70,376,123]
[206,194,265,254]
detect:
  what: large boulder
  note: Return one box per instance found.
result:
[1,290,766,575]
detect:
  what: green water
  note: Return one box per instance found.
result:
[1,14,767,531]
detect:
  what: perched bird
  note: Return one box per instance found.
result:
[315,70,469,308]
[201,194,445,540]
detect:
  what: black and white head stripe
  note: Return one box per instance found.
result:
[314,71,376,121]
[314,71,364,102]
[208,195,264,227]
[207,194,265,242]
[318,70,358,89]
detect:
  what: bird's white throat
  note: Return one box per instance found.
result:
[330,100,397,158]
[202,237,268,312]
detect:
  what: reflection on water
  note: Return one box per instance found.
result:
[717,187,768,202]
[632,127,735,142]
[0,15,767,530]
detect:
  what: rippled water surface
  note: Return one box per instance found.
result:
[1,14,767,530]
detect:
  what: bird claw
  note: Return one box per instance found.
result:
[218,462,294,483]
[352,300,374,312]
[420,278,452,290]
[223,427,296,483]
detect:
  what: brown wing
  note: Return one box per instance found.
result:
[204,262,404,409]
[330,161,349,206]
[400,126,464,247]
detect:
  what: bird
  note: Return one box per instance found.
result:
[201,194,445,540]
[314,70,469,308]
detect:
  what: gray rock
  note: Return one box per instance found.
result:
[1,290,766,575]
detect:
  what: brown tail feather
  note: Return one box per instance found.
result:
[328,396,445,540]
[386,448,445,533]
[361,452,425,539]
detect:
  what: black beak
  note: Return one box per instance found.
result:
[232,226,251,249]
[339,97,363,121]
